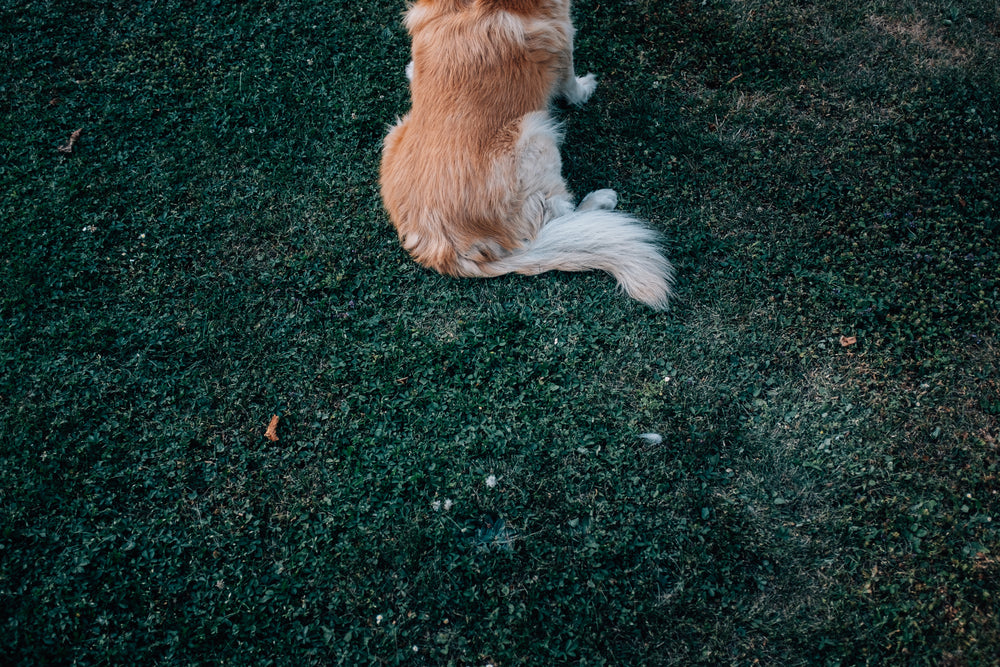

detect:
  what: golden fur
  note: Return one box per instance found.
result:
[380,0,674,308]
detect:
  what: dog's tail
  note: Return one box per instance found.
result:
[479,210,674,310]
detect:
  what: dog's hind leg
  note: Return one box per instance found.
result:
[577,189,618,212]
[513,112,576,233]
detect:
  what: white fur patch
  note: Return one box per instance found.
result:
[403,3,432,33]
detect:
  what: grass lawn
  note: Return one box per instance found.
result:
[2,0,998,663]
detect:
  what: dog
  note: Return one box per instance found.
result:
[379,0,674,309]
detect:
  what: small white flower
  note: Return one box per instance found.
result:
[485,474,498,489]
[431,500,442,511]
[412,645,419,652]
[376,614,383,625]
[444,498,454,511]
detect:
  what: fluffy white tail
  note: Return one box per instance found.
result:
[485,210,675,310]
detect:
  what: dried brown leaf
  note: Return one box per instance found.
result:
[265,415,280,442]
[58,128,82,154]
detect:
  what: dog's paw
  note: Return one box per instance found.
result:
[578,189,618,212]
[405,60,414,81]
[565,72,597,105]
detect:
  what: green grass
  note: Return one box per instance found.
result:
[2,0,998,664]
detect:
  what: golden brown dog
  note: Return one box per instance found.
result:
[380,0,674,309]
